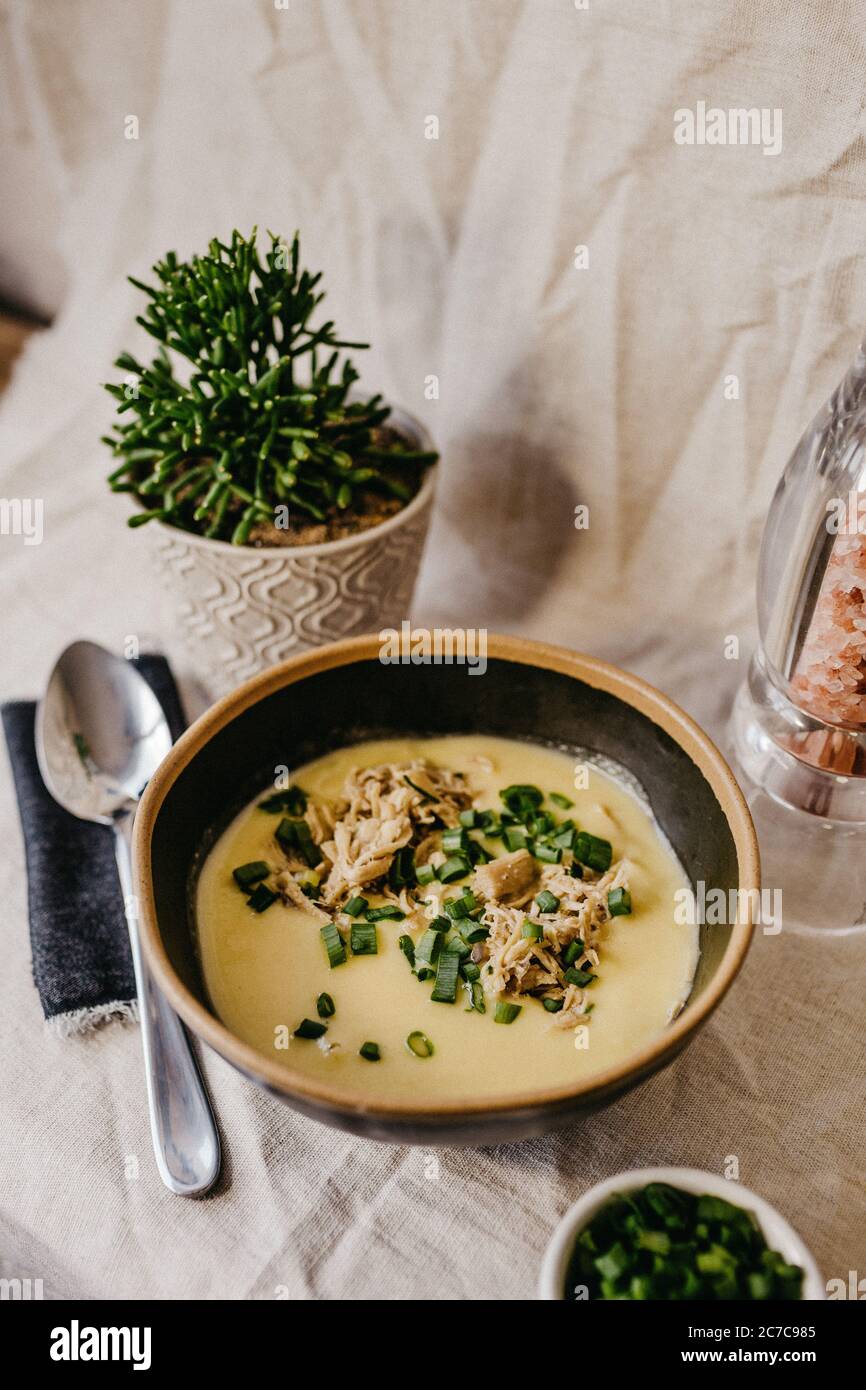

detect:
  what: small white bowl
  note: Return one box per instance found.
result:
[538,1167,825,1301]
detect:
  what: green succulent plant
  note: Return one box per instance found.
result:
[103,229,436,544]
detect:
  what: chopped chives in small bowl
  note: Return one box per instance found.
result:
[564,1184,805,1301]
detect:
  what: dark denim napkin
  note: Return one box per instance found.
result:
[2,655,186,1032]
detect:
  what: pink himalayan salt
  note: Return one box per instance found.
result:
[791,535,866,725]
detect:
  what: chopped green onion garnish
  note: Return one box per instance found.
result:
[415,928,443,967]
[246,883,278,913]
[549,791,574,809]
[388,845,416,890]
[503,826,532,852]
[553,825,577,850]
[429,915,450,933]
[570,861,584,879]
[461,961,481,982]
[316,992,336,1018]
[320,921,347,968]
[522,918,543,940]
[535,842,562,864]
[275,816,296,849]
[477,810,503,836]
[563,938,585,966]
[365,904,405,921]
[294,1018,327,1039]
[416,967,433,981]
[297,871,321,900]
[608,887,632,916]
[350,921,378,955]
[535,890,560,914]
[406,1031,434,1058]
[274,816,319,866]
[457,919,489,944]
[258,785,307,814]
[565,966,596,987]
[543,996,564,1013]
[431,948,460,1002]
[343,895,368,917]
[494,1001,522,1025]
[444,934,470,959]
[359,1041,380,1061]
[295,822,319,865]
[398,934,416,967]
[416,863,437,886]
[444,889,476,919]
[466,980,486,1013]
[458,809,479,828]
[232,860,270,889]
[441,827,470,853]
[573,831,613,872]
[437,854,471,883]
[467,839,494,864]
[500,784,544,815]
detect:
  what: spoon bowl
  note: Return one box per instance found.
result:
[37,640,172,823]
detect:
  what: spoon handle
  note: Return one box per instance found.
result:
[114,814,221,1196]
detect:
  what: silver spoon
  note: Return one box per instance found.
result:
[36,639,220,1196]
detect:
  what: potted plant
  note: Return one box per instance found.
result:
[103,229,437,695]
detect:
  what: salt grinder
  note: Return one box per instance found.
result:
[733,335,866,823]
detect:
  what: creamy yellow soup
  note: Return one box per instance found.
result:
[195,736,698,1103]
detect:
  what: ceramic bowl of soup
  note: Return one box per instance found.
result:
[133,634,758,1145]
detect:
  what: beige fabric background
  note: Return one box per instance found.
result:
[0,0,863,1298]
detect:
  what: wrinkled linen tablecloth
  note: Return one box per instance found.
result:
[0,0,864,1298]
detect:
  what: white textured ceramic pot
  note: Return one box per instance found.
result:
[144,405,436,697]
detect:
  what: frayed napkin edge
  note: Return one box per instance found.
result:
[46,999,140,1038]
